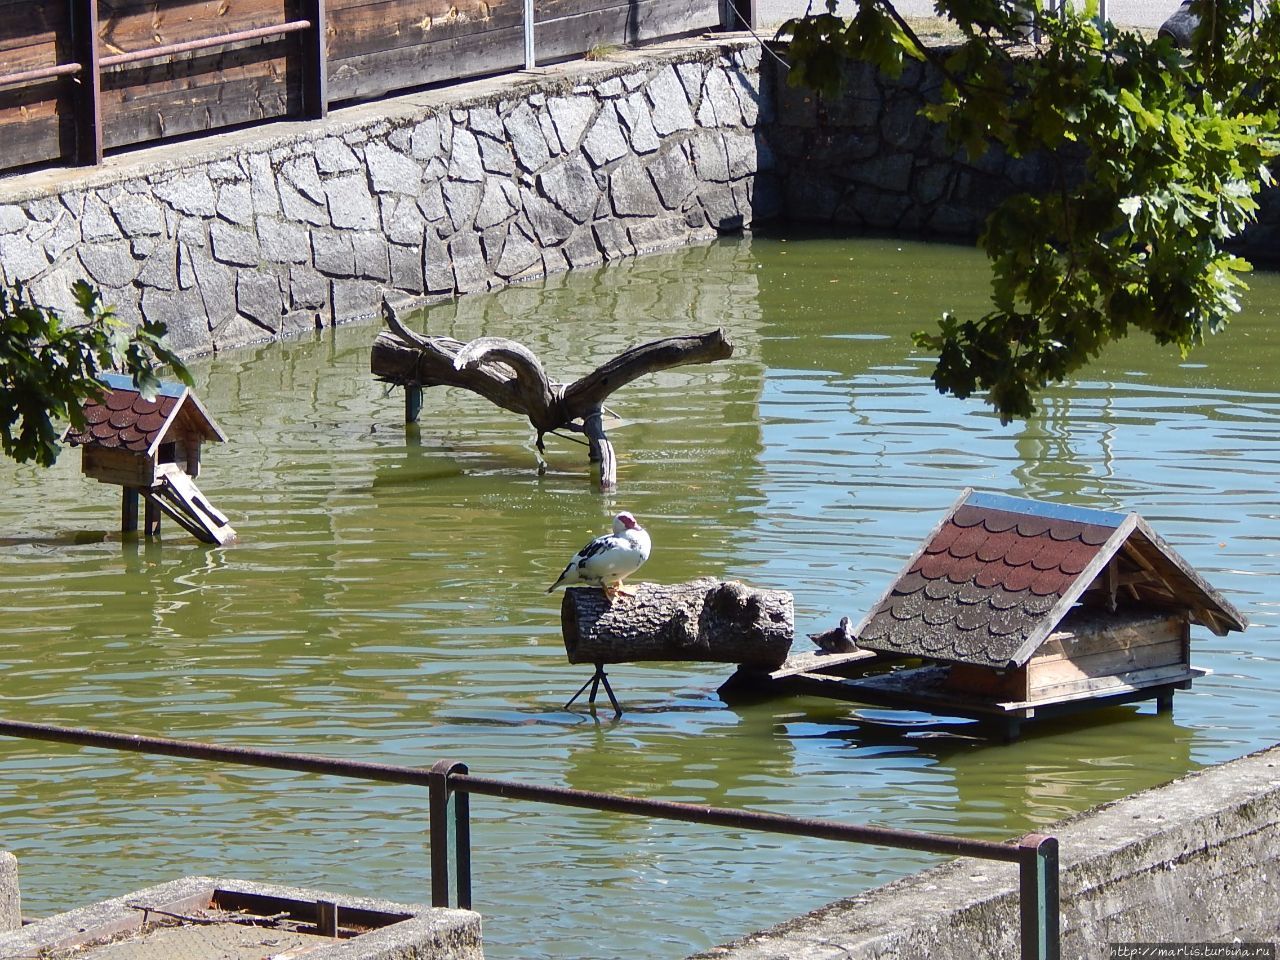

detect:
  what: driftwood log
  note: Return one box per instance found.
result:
[561,578,794,668]
[369,299,734,490]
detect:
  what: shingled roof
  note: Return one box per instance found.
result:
[854,490,1247,670]
[62,373,225,456]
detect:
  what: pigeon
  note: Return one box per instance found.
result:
[547,512,651,601]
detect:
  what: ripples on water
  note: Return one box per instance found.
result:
[1,232,1277,959]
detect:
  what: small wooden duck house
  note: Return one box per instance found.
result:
[62,373,236,545]
[847,489,1247,735]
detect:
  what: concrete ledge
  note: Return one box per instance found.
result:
[0,876,482,959]
[691,743,1280,959]
[0,852,17,932]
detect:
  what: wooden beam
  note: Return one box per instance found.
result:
[69,0,102,165]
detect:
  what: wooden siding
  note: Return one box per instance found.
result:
[0,1,74,169]
[0,0,723,172]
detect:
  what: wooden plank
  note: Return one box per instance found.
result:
[766,648,880,680]
[96,0,290,56]
[327,0,718,103]
[1031,611,1185,664]
[1027,637,1183,696]
[0,82,68,169]
[1024,662,1200,705]
[100,43,295,149]
[83,447,156,488]
[945,663,1027,700]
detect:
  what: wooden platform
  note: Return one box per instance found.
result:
[720,656,1208,740]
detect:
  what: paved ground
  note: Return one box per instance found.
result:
[749,0,1185,31]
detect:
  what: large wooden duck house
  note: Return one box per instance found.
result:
[62,373,236,545]
[848,490,1247,736]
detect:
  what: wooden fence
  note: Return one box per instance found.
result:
[0,0,729,175]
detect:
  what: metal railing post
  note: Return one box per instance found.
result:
[428,759,470,908]
[523,0,535,70]
[1017,833,1060,960]
[68,0,102,165]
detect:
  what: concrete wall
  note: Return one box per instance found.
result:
[0,40,775,358]
[690,743,1280,959]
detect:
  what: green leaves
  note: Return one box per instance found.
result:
[0,281,191,467]
[780,0,1280,421]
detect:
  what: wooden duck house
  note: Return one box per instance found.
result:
[844,489,1247,736]
[62,373,236,545]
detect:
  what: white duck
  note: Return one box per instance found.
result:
[547,512,651,601]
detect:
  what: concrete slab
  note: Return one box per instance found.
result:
[0,852,17,932]
[0,876,482,960]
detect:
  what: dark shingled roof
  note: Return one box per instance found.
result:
[62,373,225,455]
[855,490,1247,669]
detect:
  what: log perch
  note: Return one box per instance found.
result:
[562,578,794,668]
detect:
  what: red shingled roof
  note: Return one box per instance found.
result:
[855,490,1247,669]
[62,375,226,456]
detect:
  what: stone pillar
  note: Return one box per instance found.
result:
[0,851,19,931]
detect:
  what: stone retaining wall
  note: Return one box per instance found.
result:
[0,40,775,357]
[690,743,1280,959]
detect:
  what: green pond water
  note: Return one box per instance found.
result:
[1,231,1277,959]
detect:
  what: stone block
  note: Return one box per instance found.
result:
[410,116,445,161]
[648,147,698,209]
[593,219,634,260]
[315,137,361,174]
[81,197,123,243]
[418,179,448,223]
[1,234,50,284]
[610,158,663,216]
[325,173,379,230]
[136,247,178,291]
[494,223,541,279]
[444,179,483,232]
[210,221,261,267]
[582,104,629,167]
[478,134,517,175]
[475,179,519,230]
[389,243,425,294]
[216,183,254,226]
[78,241,138,287]
[289,265,330,310]
[562,225,603,268]
[448,127,485,182]
[353,231,391,281]
[281,178,330,226]
[140,286,214,355]
[521,187,576,245]
[109,194,166,237]
[312,231,357,277]
[0,852,17,932]
[505,101,551,172]
[449,233,491,293]
[617,93,660,154]
[236,271,283,331]
[547,96,597,151]
[331,277,383,323]
[383,195,428,245]
[258,218,311,265]
[538,155,598,223]
[0,205,30,235]
[424,234,454,294]
[690,135,730,183]
[247,153,282,217]
[154,171,217,217]
[366,142,424,195]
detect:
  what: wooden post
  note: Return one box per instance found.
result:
[144,496,161,537]
[69,0,102,165]
[583,407,616,492]
[300,0,327,119]
[121,487,139,536]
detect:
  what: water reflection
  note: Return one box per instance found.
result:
[0,232,1277,960]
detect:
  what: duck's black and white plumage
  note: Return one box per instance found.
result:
[547,512,651,600]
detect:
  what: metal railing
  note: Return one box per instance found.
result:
[0,717,1060,960]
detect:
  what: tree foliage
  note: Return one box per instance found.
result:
[0,281,191,467]
[782,0,1280,420]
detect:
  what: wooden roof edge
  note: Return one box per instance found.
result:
[1128,517,1250,634]
[1002,512,1140,668]
[143,389,228,457]
[849,487,975,644]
